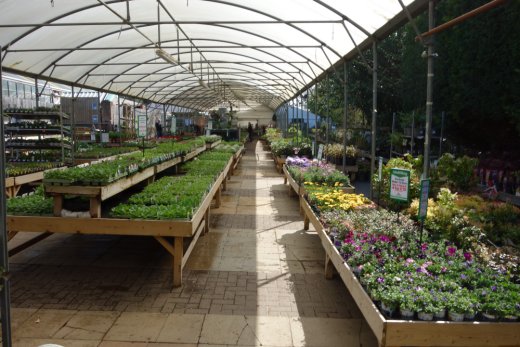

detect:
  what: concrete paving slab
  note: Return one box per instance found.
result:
[105,312,168,342]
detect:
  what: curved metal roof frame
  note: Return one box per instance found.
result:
[0,0,428,112]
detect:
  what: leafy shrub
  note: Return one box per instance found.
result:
[432,153,478,192]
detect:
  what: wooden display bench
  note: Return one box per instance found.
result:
[229,145,245,176]
[282,165,303,197]
[6,170,46,198]
[300,199,520,347]
[45,145,206,218]
[274,156,285,173]
[7,156,233,287]
[283,165,355,198]
[205,139,221,150]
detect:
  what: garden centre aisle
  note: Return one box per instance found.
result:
[6,140,377,346]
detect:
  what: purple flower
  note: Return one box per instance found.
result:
[377,277,384,284]
[463,252,473,262]
[446,246,457,257]
[441,266,447,273]
[491,285,497,292]
[460,274,467,280]
[421,243,428,251]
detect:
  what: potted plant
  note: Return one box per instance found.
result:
[415,290,437,321]
[446,290,472,322]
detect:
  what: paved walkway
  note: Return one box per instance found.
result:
[6,140,377,346]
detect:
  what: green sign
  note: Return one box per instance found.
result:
[389,168,411,202]
[418,179,430,220]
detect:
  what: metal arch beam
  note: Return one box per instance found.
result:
[102,47,303,108]
[114,48,304,95]
[0,0,127,54]
[74,32,309,102]
[312,0,373,38]
[204,0,344,60]
[199,23,325,80]
[6,44,323,52]
[0,19,344,28]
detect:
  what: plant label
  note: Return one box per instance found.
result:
[389,168,410,202]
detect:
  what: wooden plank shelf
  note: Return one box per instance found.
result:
[5,169,55,198]
[45,146,206,218]
[299,198,520,347]
[7,155,235,287]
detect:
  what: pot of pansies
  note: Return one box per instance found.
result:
[379,288,401,318]
[446,289,473,322]
[398,290,418,320]
[415,290,438,321]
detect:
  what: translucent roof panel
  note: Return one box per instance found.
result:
[0,0,427,111]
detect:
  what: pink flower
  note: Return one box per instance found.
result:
[463,252,473,262]
[421,243,428,251]
[405,258,415,265]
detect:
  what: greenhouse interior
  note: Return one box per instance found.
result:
[1,0,519,346]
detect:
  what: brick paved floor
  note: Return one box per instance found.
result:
[6,140,378,346]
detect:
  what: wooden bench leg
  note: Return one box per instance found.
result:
[304,213,309,231]
[90,196,102,218]
[325,254,335,279]
[223,177,227,191]
[173,237,183,287]
[284,175,287,185]
[53,195,63,216]
[204,207,210,234]
[215,186,222,208]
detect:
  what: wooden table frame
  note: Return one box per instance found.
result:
[300,198,520,347]
[7,154,237,287]
[5,171,45,198]
[45,145,205,218]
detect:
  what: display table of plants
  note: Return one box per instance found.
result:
[42,138,206,217]
[73,143,140,165]
[295,159,520,347]
[214,141,245,176]
[268,133,312,173]
[202,135,222,149]
[282,156,355,199]
[5,162,64,198]
[6,148,240,287]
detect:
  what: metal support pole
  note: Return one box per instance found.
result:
[411,111,415,155]
[342,61,348,173]
[314,84,318,156]
[423,0,435,179]
[35,78,39,108]
[145,103,148,139]
[370,42,378,199]
[325,75,330,145]
[439,111,445,157]
[71,85,75,163]
[390,112,395,158]
[306,93,309,138]
[0,45,13,347]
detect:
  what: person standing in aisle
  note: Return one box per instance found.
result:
[155,119,163,138]
[247,122,253,142]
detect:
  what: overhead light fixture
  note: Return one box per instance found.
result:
[198,79,210,90]
[156,48,179,65]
